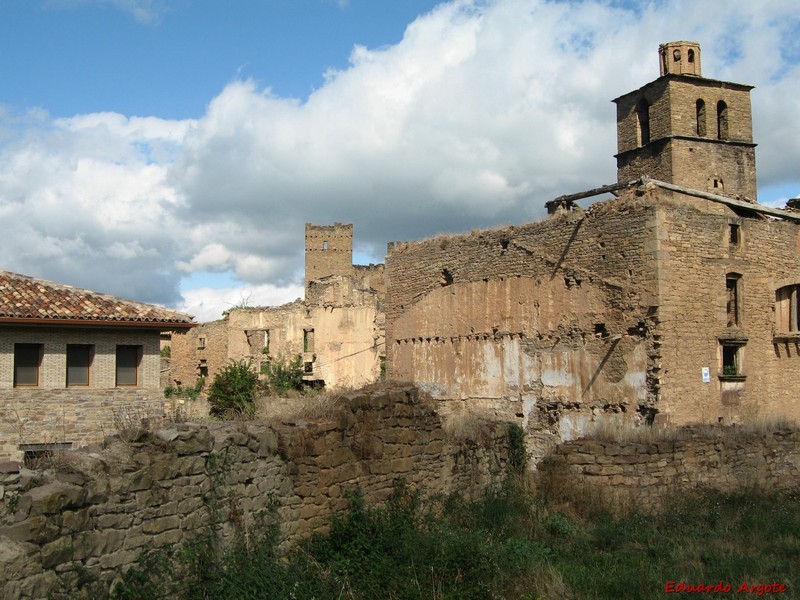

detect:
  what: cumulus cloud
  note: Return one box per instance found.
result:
[3,0,800,320]
[178,283,305,323]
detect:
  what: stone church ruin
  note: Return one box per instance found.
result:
[384,41,800,462]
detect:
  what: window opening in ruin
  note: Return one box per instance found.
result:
[439,269,453,286]
[696,99,706,136]
[728,224,740,247]
[726,274,741,327]
[197,337,206,350]
[14,343,42,387]
[199,364,209,378]
[116,345,142,386]
[66,344,92,387]
[304,329,315,352]
[594,323,609,338]
[775,284,800,333]
[688,49,695,63]
[721,344,741,376]
[500,239,509,250]
[304,361,313,374]
[322,241,329,250]
[263,331,270,354]
[717,100,728,140]
[635,98,651,146]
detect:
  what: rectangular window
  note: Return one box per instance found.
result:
[197,336,206,350]
[66,344,92,386]
[776,285,800,333]
[728,224,740,247]
[726,274,741,327]
[14,344,43,387]
[722,345,739,375]
[116,345,142,386]
[303,329,315,352]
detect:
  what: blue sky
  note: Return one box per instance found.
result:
[1,1,442,119]
[1,0,799,321]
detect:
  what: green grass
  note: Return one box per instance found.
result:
[108,481,800,600]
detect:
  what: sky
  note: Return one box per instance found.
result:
[1,0,799,322]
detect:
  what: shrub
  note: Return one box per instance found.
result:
[261,356,303,395]
[164,377,205,401]
[508,423,528,474]
[208,360,258,418]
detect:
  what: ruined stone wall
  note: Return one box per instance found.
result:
[305,223,354,294]
[306,276,383,388]
[386,191,664,461]
[169,319,229,387]
[654,192,800,425]
[539,428,800,512]
[353,263,386,299]
[0,385,509,598]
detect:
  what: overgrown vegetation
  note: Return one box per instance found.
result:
[164,377,205,401]
[208,359,259,418]
[109,478,800,600]
[260,355,304,395]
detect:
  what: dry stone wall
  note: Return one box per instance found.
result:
[0,385,509,599]
[539,428,800,512]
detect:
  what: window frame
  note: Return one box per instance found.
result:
[14,343,43,387]
[66,344,93,387]
[116,345,142,387]
[775,284,800,336]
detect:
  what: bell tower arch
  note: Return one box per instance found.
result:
[613,42,757,201]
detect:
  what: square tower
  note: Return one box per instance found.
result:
[305,223,354,295]
[614,42,757,201]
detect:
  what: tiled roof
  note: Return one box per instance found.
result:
[0,270,195,327]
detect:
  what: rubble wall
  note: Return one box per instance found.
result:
[539,428,800,512]
[0,385,509,599]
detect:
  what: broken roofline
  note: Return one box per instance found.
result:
[545,177,800,223]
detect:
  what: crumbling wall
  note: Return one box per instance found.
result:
[0,385,509,598]
[306,276,384,388]
[386,191,663,461]
[169,319,229,386]
[539,428,800,512]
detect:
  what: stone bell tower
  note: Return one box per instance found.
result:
[613,41,757,201]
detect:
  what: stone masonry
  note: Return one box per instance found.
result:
[539,428,800,512]
[170,223,385,392]
[0,384,509,598]
[384,42,800,463]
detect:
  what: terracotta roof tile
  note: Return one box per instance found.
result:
[0,270,195,327]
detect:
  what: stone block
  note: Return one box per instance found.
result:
[25,482,86,516]
[41,536,73,569]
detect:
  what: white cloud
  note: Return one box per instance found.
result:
[3,0,800,320]
[178,283,305,323]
